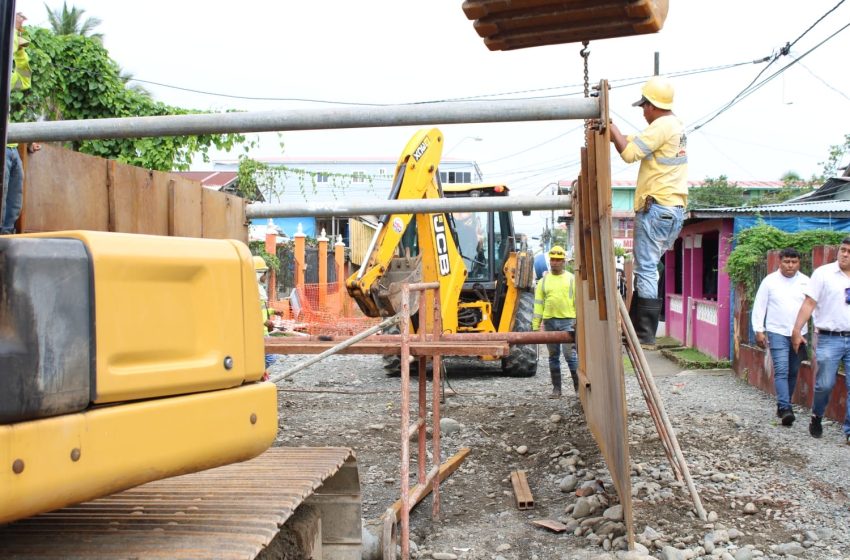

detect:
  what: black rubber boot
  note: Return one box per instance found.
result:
[570,370,579,392]
[549,369,562,398]
[631,297,663,345]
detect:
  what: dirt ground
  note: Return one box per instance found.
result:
[268,349,850,560]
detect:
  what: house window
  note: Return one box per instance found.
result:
[316,172,329,183]
[352,171,366,183]
[442,171,473,184]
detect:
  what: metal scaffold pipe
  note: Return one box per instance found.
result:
[247,194,572,219]
[7,98,600,144]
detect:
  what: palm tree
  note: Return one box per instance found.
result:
[118,67,151,97]
[44,1,103,42]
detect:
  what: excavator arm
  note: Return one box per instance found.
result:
[346,128,467,333]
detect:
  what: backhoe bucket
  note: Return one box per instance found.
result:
[374,255,422,317]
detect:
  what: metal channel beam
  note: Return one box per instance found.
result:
[7,98,600,144]
[247,194,572,219]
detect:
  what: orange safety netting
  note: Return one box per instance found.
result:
[270,282,382,336]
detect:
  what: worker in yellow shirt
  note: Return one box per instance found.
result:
[609,76,688,346]
[532,246,578,399]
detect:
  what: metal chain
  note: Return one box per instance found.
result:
[580,41,590,98]
[580,41,590,146]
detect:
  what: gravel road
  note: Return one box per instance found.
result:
[267,348,850,560]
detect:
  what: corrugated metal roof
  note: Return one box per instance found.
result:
[691,199,850,218]
[690,178,850,218]
[609,179,786,189]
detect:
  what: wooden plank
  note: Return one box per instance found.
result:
[509,470,534,510]
[202,189,248,242]
[585,130,607,321]
[169,177,203,238]
[531,519,568,533]
[265,340,509,357]
[21,144,109,233]
[109,162,169,234]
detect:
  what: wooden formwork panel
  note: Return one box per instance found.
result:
[18,144,246,242]
[107,161,170,235]
[21,144,109,233]
[573,81,633,545]
[202,188,248,241]
[168,177,203,238]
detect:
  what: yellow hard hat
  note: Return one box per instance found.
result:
[253,256,268,272]
[548,245,566,259]
[632,76,674,110]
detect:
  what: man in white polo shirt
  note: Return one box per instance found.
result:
[752,248,809,426]
[792,237,850,443]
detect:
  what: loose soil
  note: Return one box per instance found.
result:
[268,351,850,560]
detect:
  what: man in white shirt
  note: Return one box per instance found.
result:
[752,248,809,426]
[792,237,850,443]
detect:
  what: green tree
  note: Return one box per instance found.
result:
[820,133,850,178]
[687,175,745,210]
[45,1,103,42]
[11,27,243,171]
[746,171,814,206]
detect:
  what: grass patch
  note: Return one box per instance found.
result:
[661,346,731,369]
[623,354,635,375]
[654,336,681,349]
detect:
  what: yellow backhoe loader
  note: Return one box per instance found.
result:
[346,128,538,377]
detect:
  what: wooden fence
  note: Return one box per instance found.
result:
[17,144,247,241]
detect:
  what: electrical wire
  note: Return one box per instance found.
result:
[75,58,761,108]
[787,0,846,49]
[477,125,584,165]
[790,55,850,101]
[687,11,850,133]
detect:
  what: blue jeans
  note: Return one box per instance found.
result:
[1,147,23,234]
[544,318,577,389]
[633,202,683,299]
[767,332,804,411]
[812,334,850,435]
[265,354,276,368]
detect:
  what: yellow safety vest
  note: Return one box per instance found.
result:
[532,271,576,330]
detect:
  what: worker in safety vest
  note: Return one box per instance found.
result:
[532,245,578,399]
[254,256,276,373]
[609,76,687,347]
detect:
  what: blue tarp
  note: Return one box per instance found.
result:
[733,215,850,237]
[251,218,316,238]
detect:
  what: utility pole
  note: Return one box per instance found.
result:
[653,52,660,76]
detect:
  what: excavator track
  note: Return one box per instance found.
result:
[0,447,361,560]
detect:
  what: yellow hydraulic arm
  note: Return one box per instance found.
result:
[346,128,467,334]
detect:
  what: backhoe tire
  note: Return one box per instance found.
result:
[501,291,539,377]
[382,325,402,376]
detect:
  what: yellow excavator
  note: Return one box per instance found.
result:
[345,128,538,377]
[0,232,276,523]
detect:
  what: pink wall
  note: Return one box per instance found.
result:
[665,219,733,360]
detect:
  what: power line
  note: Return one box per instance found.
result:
[790,55,850,101]
[787,0,846,49]
[688,19,850,133]
[477,125,584,165]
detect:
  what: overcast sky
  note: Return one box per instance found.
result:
[15,1,850,202]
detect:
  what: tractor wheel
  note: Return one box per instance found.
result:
[501,291,539,377]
